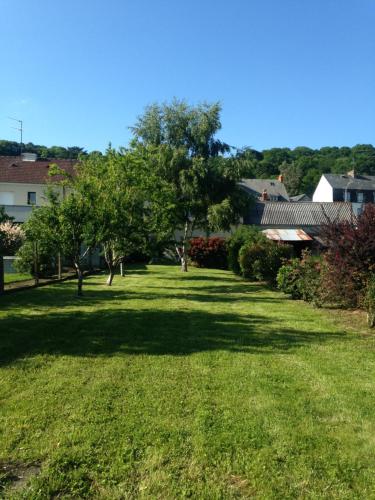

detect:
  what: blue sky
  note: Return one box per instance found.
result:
[0,0,374,152]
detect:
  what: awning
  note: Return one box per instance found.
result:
[262,229,313,241]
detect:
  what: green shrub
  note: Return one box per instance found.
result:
[239,240,293,285]
[227,226,266,275]
[277,250,323,305]
[277,259,303,299]
[15,240,57,278]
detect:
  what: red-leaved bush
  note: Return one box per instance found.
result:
[189,237,228,269]
[321,203,375,307]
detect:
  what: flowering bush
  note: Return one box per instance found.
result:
[189,237,228,269]
[0,221,24,255]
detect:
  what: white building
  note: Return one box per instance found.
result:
[313,171,375,204]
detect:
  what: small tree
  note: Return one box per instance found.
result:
[16,196,61,278]
[76,150,147,286]
[57,192,94,295]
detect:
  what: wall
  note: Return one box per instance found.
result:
[312,175,333,202]
[0,183,67,222]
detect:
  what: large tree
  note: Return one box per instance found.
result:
[131,100,249,271]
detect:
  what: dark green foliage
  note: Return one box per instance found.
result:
[188,237,227,269]
[277,259,304,299]
[0,139,87,159]
[239,240,293,285]
[235,144,375,195]
[15,240,56,277]
[227,226,266,275]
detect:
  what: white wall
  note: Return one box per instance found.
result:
[0,182,65,207]
[312,175,333,202]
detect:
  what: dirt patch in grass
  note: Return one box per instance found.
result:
[0,461,41,493]
[227,474,256,496]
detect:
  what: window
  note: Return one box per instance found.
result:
[27,192,36,205]
[344,190,351,202]
[357,192,364,203]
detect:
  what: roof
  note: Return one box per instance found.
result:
[239,178,290,201]
[290,193,311,202]
[262,228,313,241]
[324,173,375,191]
[247,202,354,227]
[0,156,77,184]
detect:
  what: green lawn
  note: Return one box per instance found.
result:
[4,273,33,284]
[1,265,375,498]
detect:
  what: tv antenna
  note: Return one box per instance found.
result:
[8,117,23,154]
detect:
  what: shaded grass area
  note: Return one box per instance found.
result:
[4,273,33,284]
[0,265,375,498]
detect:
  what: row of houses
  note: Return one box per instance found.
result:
[1,153,374,248]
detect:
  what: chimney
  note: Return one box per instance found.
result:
[278,174,284,183]
[21,152,37,162]
[261,189,269,201]
[347,169,356,178]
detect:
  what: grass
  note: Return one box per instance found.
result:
[4,273,33,284]
[0,265,375,498]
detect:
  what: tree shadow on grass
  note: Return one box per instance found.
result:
[0,304,345,366]
[162,273,240,282]
[0,276,283,312]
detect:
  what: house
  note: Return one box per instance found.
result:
[239,176,290,202]
[313,171,375,204]
[0,153,77,222]
[245,201,354,249]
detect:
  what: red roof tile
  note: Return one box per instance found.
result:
[0,156,78,184]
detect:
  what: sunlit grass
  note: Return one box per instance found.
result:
[0,265,374,498]
[4,273,33,284]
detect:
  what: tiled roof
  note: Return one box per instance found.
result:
[290,193,311,202]
[239,179,290,201]
[0,156,77,184]
[247,202,354,227]
[324,173,375,191]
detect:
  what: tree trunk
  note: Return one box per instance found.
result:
[0,255,4,295]
[57,252,62,280]
[176,220,190,272]
[75,262,83,296]
[368,309,375,328]
[104,246,115,286]
[88,249,93,272]
[181,249,188,272]
[34,241,39,285]
[106,270,115,286]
